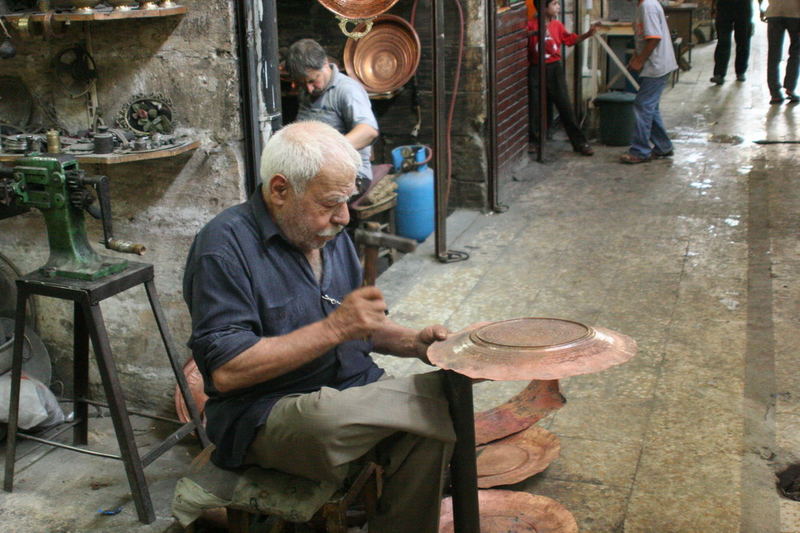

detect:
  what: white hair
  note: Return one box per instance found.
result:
[260,121,361,193]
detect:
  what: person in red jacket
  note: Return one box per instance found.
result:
[528,0,598,156]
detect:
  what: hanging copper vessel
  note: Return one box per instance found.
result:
[428,317,637,381]
[474,379,564,445]
[439,490,578,533]
[342,14,420,93]
[317,0,402,39]
[476,425,560,488]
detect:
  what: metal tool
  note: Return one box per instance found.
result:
[353,222,416,286]
[0,153,145,280]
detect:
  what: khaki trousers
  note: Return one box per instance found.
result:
[245,371,456,533]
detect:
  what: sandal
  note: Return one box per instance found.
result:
[619,153,651,164]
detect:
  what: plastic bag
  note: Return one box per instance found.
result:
[0,373,64,430]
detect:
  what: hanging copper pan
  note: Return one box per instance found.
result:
[439,490,578,533]
[317,0,402,38]
[343,14,420,93]
[174,357,208,425]
[476,425,560,488]
[428,317,637,381]
[474,379,564,446]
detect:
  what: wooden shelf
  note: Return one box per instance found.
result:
[0,140,199,165]
[3,4,186,23]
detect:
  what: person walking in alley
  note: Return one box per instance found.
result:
[709,0,754,84]
[758,0,800,104]
[527,0,598,156]
[619,0,678,164]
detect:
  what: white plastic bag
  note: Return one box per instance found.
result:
[0,373,64,430]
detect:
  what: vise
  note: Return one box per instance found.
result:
[0,153,144,280]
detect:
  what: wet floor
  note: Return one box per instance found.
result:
[376,18,800,533]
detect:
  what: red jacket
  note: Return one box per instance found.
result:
[527,19,579,64]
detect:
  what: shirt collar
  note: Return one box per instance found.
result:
[248,185,282,246]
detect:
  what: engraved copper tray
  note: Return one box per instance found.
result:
[317,0,400,19]
[474,379,564,445]
[476,425,560,488]
[428,318,637,381]
[343,14,420,93]
[440,490,578,533]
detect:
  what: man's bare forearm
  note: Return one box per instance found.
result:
[371,319,424,359]
[345,123,379,150]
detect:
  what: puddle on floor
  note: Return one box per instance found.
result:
[709,134,745,144]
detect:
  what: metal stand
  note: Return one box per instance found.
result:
[443,371,481,533]
[3,261,210,524]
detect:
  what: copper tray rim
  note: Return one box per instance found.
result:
[343,13,421,93]
[439,489,578,533]
[476,425,561,488]
[317,0,401,20]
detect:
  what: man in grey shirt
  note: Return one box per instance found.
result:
[620,0,678,164]
[758,0,800,104]
[286,39,379,195]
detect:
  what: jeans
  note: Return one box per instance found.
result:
[629,74,673,159]
[713,0,753,78]
[528,61,589,149]
[766,17,800,98]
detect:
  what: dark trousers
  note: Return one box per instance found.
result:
[713,1,753,78]
[766,17,800,98]
[528,61,588,149]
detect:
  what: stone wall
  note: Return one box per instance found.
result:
[0,0,246,412]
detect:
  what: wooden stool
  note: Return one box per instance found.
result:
[3,261,210,524]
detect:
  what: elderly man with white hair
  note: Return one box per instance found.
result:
[182,120,455,532]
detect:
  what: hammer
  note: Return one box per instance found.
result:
[354,222,417,286]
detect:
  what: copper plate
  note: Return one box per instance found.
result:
[428,318,637,381]
[317,0,400,19]
[439,490,578,533]
[474,379,564,445]
[477,425,560,488]
[174,357,208,425]
[343,14,420,93]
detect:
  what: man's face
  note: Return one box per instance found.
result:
[275,167,356,252]
[299,64,332,97]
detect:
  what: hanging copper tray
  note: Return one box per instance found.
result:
[475,379,564,446]
[174,357,208,425]
[343,14,420,93]
[440,490,578,533]
[428,318,637,381]
[477,425,560,488]
[317,0,400,19]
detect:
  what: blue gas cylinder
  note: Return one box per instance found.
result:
[392,145,434,243]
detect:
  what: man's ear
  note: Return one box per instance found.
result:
[267,174,291,206]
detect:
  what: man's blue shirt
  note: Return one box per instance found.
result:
[183,187,384,468]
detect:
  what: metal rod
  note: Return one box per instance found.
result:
[485,0,500,212]
[433,0,448,261]
[76,398,183,425]
[573,0,584,122]
[3,287,28,493]
[235,0,262,196]
[537,2,547,162]
[14,421,82,463]
[140,423,197,468]
[443,371,480,533]
[259,0,283,134]
[593,34,640,90]
[14,432,123,460]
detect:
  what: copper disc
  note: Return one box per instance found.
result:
[174,357,208,425]
[477,426,560,488]
[343,14,420,93]
[474,379,564,445]
[316,0,400,19]
[428,318,637,381]
[439,490,578,533]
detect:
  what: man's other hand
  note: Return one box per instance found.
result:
[628,55,644,73]
[326,286,387,342]
[414,324,449,363]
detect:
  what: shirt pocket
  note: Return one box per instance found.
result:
[260,295,296,335]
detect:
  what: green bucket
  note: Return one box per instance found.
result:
[594,91,637,146]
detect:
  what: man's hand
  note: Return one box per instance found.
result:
[628,55,645,73]
[413,324,450,363]
[325,286,387,342]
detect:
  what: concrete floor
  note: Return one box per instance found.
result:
[2,23,799,533]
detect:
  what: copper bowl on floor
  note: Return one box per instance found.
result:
[428,317,637,381]
[440,490,578,533]
[343,14,420,93]
[317,0,400,19]
[476,425,561,488]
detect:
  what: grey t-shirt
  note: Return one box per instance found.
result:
[296,64,379,181]
[764,0,800,18]
[634,0,678,78]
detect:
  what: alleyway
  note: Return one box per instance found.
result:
[1,16,799,533]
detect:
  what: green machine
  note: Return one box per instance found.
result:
[0,154,145,280]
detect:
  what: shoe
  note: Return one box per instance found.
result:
[620,153,651,164]
[770,96,784,105]
[786,92,800,103]
[736,74,746,82]
[710,76,724,85]
[652,149,674,158]
[574,143,594,156]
